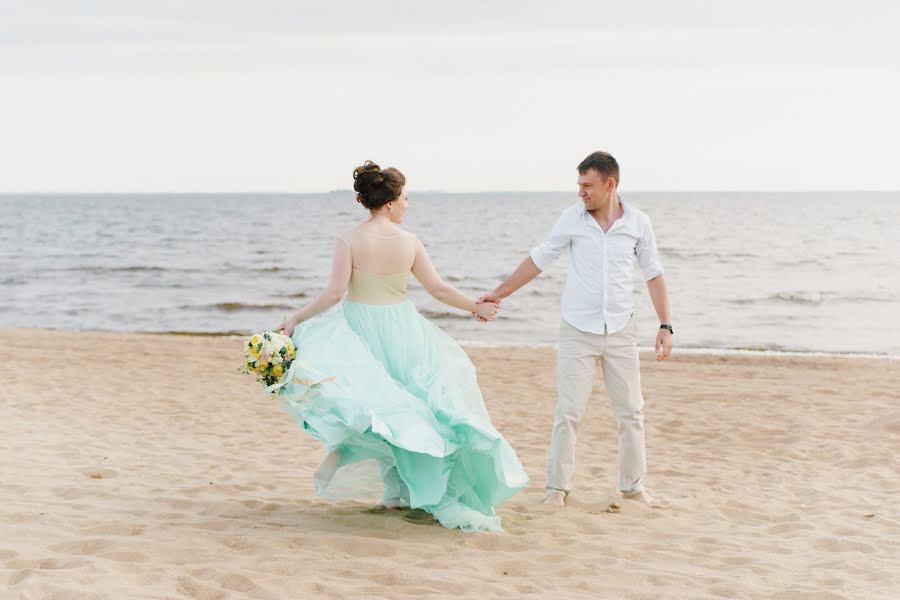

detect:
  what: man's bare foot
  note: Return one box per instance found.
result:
[543,489,567,507]
[622,490,662,508]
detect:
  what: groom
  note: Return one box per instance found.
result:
[480,151,673,507]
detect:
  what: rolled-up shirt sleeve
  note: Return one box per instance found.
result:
[635,216,664,281]
[530,212,572,272]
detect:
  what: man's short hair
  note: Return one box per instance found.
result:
[577,151,620,184]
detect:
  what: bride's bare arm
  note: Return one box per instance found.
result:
[280,239,352,335]
[411,238,497,320]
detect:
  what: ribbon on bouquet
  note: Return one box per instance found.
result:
[265,359,337,400]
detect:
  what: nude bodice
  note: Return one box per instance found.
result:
[338,227,417,305]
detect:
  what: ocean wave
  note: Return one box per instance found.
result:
[448,341,899,359]
[652,346,899,360]
[658,247,763,261]
[418,309,479,321]
[207,302,295,312]
[42,265,214,276]
[147,330,251,337]
[775,258,827,268]
[63,265,175,273]
[773,292,828,305]
[832,294,895,304]
[525,288,557,297]
[728,292,827,306]
[134,281,187,288]
[219,264,306,276]
[124,266,177,273]
[729,291,894,306]
[418,308,527,322]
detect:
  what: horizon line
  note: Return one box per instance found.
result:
[2,189,899,195]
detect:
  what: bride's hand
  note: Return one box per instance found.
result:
[474,301,500,322]
[278,317,297,337]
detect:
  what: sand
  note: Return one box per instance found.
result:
[2,328,898,600]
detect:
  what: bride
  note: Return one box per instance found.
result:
[275,161,529,532]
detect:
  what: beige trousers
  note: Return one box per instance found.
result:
[547,316,647,494]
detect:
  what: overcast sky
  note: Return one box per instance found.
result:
[1,0,898,192]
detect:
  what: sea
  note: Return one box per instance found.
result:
[3,192,898,356]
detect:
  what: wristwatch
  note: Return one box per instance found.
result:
[659,323,674,334]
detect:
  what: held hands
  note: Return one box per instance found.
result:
[473,300,500,323]
[473,291,503,323]
[655,328,673,362]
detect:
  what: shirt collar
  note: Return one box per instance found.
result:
[578,194,629,216]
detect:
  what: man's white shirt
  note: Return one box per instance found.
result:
[530,197,664,336]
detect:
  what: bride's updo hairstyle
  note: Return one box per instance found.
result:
[353,160,406,211]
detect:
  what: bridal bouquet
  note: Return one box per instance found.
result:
[240,331,297,393]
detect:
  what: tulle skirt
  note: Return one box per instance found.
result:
[274,300,529,532]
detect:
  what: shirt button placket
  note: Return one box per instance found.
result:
[601,233,607,333]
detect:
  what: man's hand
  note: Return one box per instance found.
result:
[477,291,502,305]
[655,328,673,362]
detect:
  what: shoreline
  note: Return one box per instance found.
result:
[15,326,900,361]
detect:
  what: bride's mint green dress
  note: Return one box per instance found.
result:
[273,265,529,532]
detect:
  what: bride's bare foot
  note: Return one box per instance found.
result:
[622,489,662,508]
[402,508,436,524]
[543,489,567,507]
[362,504,407,515]
[379,495,409,511]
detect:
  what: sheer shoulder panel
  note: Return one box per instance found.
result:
[339,227,417,275]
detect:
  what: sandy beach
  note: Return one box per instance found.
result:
[2,328,898,600]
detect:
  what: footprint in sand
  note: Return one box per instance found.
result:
[47,539,115,556]
[0,548,19,560]
[177,575,226,600]
[84,468,118,479]
[6,557,88,571]
[84,522,145,536]
[98,551,150,562]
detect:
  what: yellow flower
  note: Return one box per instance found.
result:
[250,346,260,357]
[272,364,283,377]
[258,361,269,370]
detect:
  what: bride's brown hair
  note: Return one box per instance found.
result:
[353,160,406,210]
